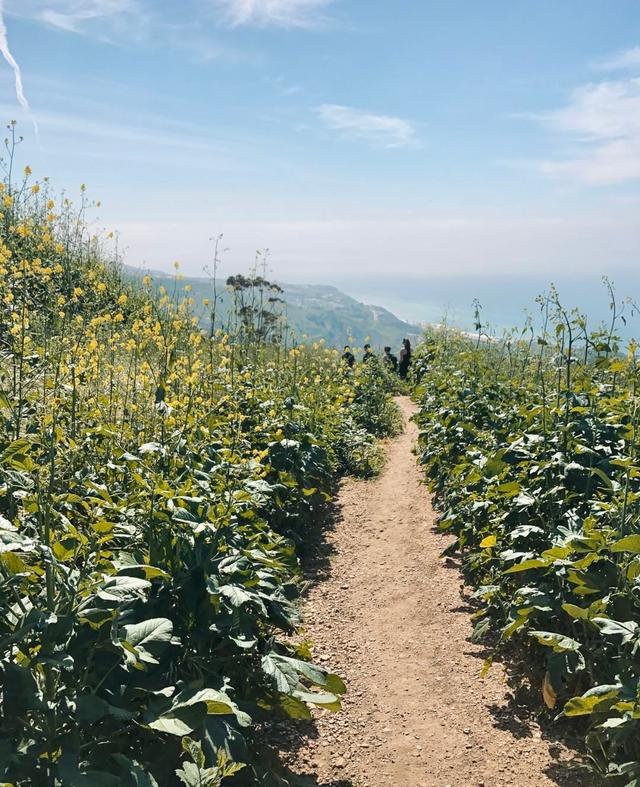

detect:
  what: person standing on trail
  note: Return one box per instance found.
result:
[383,345,398,372]
[342,345,355,368]
[362,343,375,363]
[398,337,412,379]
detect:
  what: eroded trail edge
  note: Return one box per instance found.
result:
[282,397,586,787]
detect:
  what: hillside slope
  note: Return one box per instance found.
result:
[126,266,421,349]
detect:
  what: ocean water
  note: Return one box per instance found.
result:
[339,272,640,341]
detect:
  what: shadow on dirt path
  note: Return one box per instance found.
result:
[273,397,597,787]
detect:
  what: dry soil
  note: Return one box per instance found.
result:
[278,397,594,787]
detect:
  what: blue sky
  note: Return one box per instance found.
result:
[1,0,640,324]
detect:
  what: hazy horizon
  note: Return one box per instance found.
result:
[1,1,639,306]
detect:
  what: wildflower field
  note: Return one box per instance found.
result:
[414,295,640,784]
[0,131,400,786]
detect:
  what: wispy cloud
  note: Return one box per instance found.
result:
[7,0,139,34]
[316,103,420,149]
[595,46,640,72]
[0,0,31,112]
[530,74,640,185]
[214,0,335,29]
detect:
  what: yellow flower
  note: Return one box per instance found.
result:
[173,260,180,270]
[117,294,128,305]
[3,195,13,208]
[143,275,151,287]
[24,165,32,176]
[47,199,55,209]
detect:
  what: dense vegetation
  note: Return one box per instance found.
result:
[414,291,640,784]
[0,130,400,786]
[127,267,421,350]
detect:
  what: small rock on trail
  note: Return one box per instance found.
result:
[280,396,593,787]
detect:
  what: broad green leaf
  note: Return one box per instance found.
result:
[147,715,197,736]
[172,689,251,727]
[593,617,639,644]
[265,653,346,695]
[564,685,621,717]
[503,558,549,574]
[117,564,170,580]
[496,481,521,497]
[182,737,205,769]
[120,618,174,664]
[611,535,640,554]
[98,576,151,602]
[278,694,312,720]
[528,630,582,654]
[262,655,299,694]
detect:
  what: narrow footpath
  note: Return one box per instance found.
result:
[281,397,591,787]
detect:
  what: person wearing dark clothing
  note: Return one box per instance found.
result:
[398,337,412,379]
[342,345,355,368]
[362,343,375,363]
[383,345,398,372]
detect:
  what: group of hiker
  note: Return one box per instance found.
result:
[341,338,412,379]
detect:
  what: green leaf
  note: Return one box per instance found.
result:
[218,585,255,608]
[611,535,640,554]
[564,685,621,717]
[264,653,346,695]
[98,576,151,602]
[262,655,299,694]
[279,694,312,720]
[593,617,639,644]
[1,438,32,461]
[503,558,549,574]
[496,481,521,497]
[120,618,174,665]
[562,598,608,621]
[528,630,582,654]
[172,689,252,727]
[182,737,205,770]
[147,715,198,736]
[293,690,341,711]
[117,564,170,580]
[590,467,613,490]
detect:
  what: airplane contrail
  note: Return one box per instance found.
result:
[0,0,39,143]
[0,0,29,110]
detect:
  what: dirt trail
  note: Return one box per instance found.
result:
[281,397,590,787]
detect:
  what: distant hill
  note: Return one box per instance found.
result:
[125,266,422,349]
